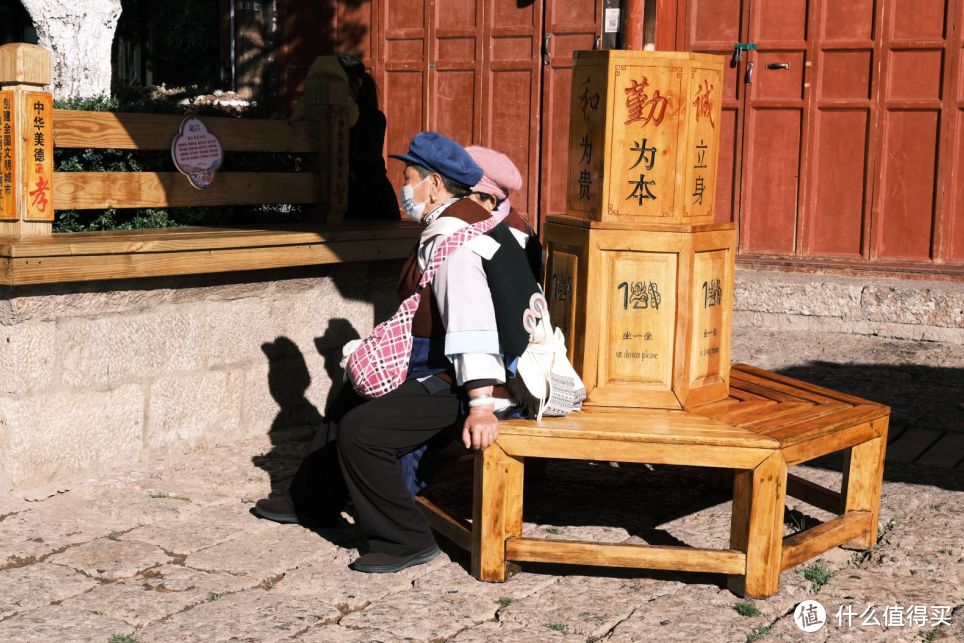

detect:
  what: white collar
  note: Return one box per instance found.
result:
[420,197,460,226]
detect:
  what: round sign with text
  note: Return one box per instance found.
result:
[793,599,827,633]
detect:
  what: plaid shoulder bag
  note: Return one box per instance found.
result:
[346,216,497,399]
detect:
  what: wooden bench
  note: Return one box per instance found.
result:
[416,364,890,598]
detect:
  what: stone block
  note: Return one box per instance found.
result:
[241,358,327,436]
[0,384,144,489]
[5,282,176,323]
[58,308,206,387]
[0,562,99,621]
[62,564,259,628]
[184,526,338,579]
[294,625,407,643]
[205,297,286,368]
[123,504,274,556]
[46,538,172,580]
[146,370,243,452]
[0,604,134,642]
[0,321,55,395]
[135,588,340,643]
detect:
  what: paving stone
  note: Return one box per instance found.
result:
[274,547,451,612]
[122,503,273,556]
[0,604,133,642]
[0,562,99,621]
[449,621,567,643]
[46,538,172,580]
[286,625,407,643]
[0,506,117,566]
[61,564,259,628]
[497,575,652,639]
[135,588,341,643]
[341,563,557,641]
[184,525,338,579]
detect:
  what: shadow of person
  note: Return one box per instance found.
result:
[314,318,362,412]
[251,336,322,498]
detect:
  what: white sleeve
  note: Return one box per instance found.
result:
[433,240,506,386]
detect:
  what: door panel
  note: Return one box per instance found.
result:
[378,0,431,190]
[802,0,880,258]
[870,0,951,262]
[738,0,810,254]
[946,0,964,263]
[682,0,748,225]
[539,0,601,223]
[481,0,544,225]
[430,0,483,147]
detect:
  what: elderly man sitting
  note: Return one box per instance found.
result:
[255,132,542,573]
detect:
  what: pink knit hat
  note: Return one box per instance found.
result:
[466,146,523,201]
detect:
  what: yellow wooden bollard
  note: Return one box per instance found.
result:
[546,50,735,410]
[0,43,53,238]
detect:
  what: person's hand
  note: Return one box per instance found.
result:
[462,407,500,450]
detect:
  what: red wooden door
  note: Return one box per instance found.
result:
[946,0,964,263]
[428,0,484,152]
[480,0,544,224]
[681,0,750,227]
[738,0,813,255]
[539,0,601,223]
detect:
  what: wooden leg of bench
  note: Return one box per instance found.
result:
[840,418,888,549]
[472,443,523,582]
[728,451,787,598]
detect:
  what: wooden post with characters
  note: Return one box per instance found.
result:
[0,43,53,238]
[545,50,734,410]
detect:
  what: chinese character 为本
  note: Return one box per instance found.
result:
[627,174,656,205]
[624,77,669,127]
[629,139,656,171]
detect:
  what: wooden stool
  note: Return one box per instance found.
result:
[417,364,890,598]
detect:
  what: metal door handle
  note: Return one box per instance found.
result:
[766,62,790,70]
[594,36,602,50]
[744,61,754,85]
[543,34,552,64]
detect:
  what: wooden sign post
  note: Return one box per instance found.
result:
[0,43,52,238]
[545,50,735,410]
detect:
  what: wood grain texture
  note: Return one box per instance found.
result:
[505,538,746,575]
[54,172,321,210]
[786,473,844,514]
[840,421,889,548]
[472,445,510,582]
[729,451,788,598]
[781,511,873,571]
[416,496,472,550]
[0,235,416,285]
[496,435,774,470]
[53,110,320,152]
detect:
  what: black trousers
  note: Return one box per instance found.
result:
[288,378,460,556]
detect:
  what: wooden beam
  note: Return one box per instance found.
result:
[416,495,472,551]
[729,451,787,598]
[781,511,873,571]
[52,110,320,153]
[505,538,746,575]
[54,172,321,210]
[0,236,415,285]
[786,473,843,514]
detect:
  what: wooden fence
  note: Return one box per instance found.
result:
[0,42,419,286]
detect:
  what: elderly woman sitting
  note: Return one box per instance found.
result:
[255,132,541,574]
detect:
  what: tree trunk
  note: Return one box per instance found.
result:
[20,0,122,99]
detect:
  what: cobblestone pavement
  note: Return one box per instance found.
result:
[1,330,963,643]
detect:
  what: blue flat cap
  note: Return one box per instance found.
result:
[389,131,483,187]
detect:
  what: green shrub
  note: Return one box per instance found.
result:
[53,95,305,232]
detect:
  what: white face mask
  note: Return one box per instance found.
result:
[400,177,430,222]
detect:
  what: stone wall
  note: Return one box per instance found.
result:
[734,269,964,345]
[0,260,402,492]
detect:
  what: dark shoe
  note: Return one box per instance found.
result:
[350,544,441,573]
[253,495,300,524]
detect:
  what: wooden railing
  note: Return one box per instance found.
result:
[0,42,419,286]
